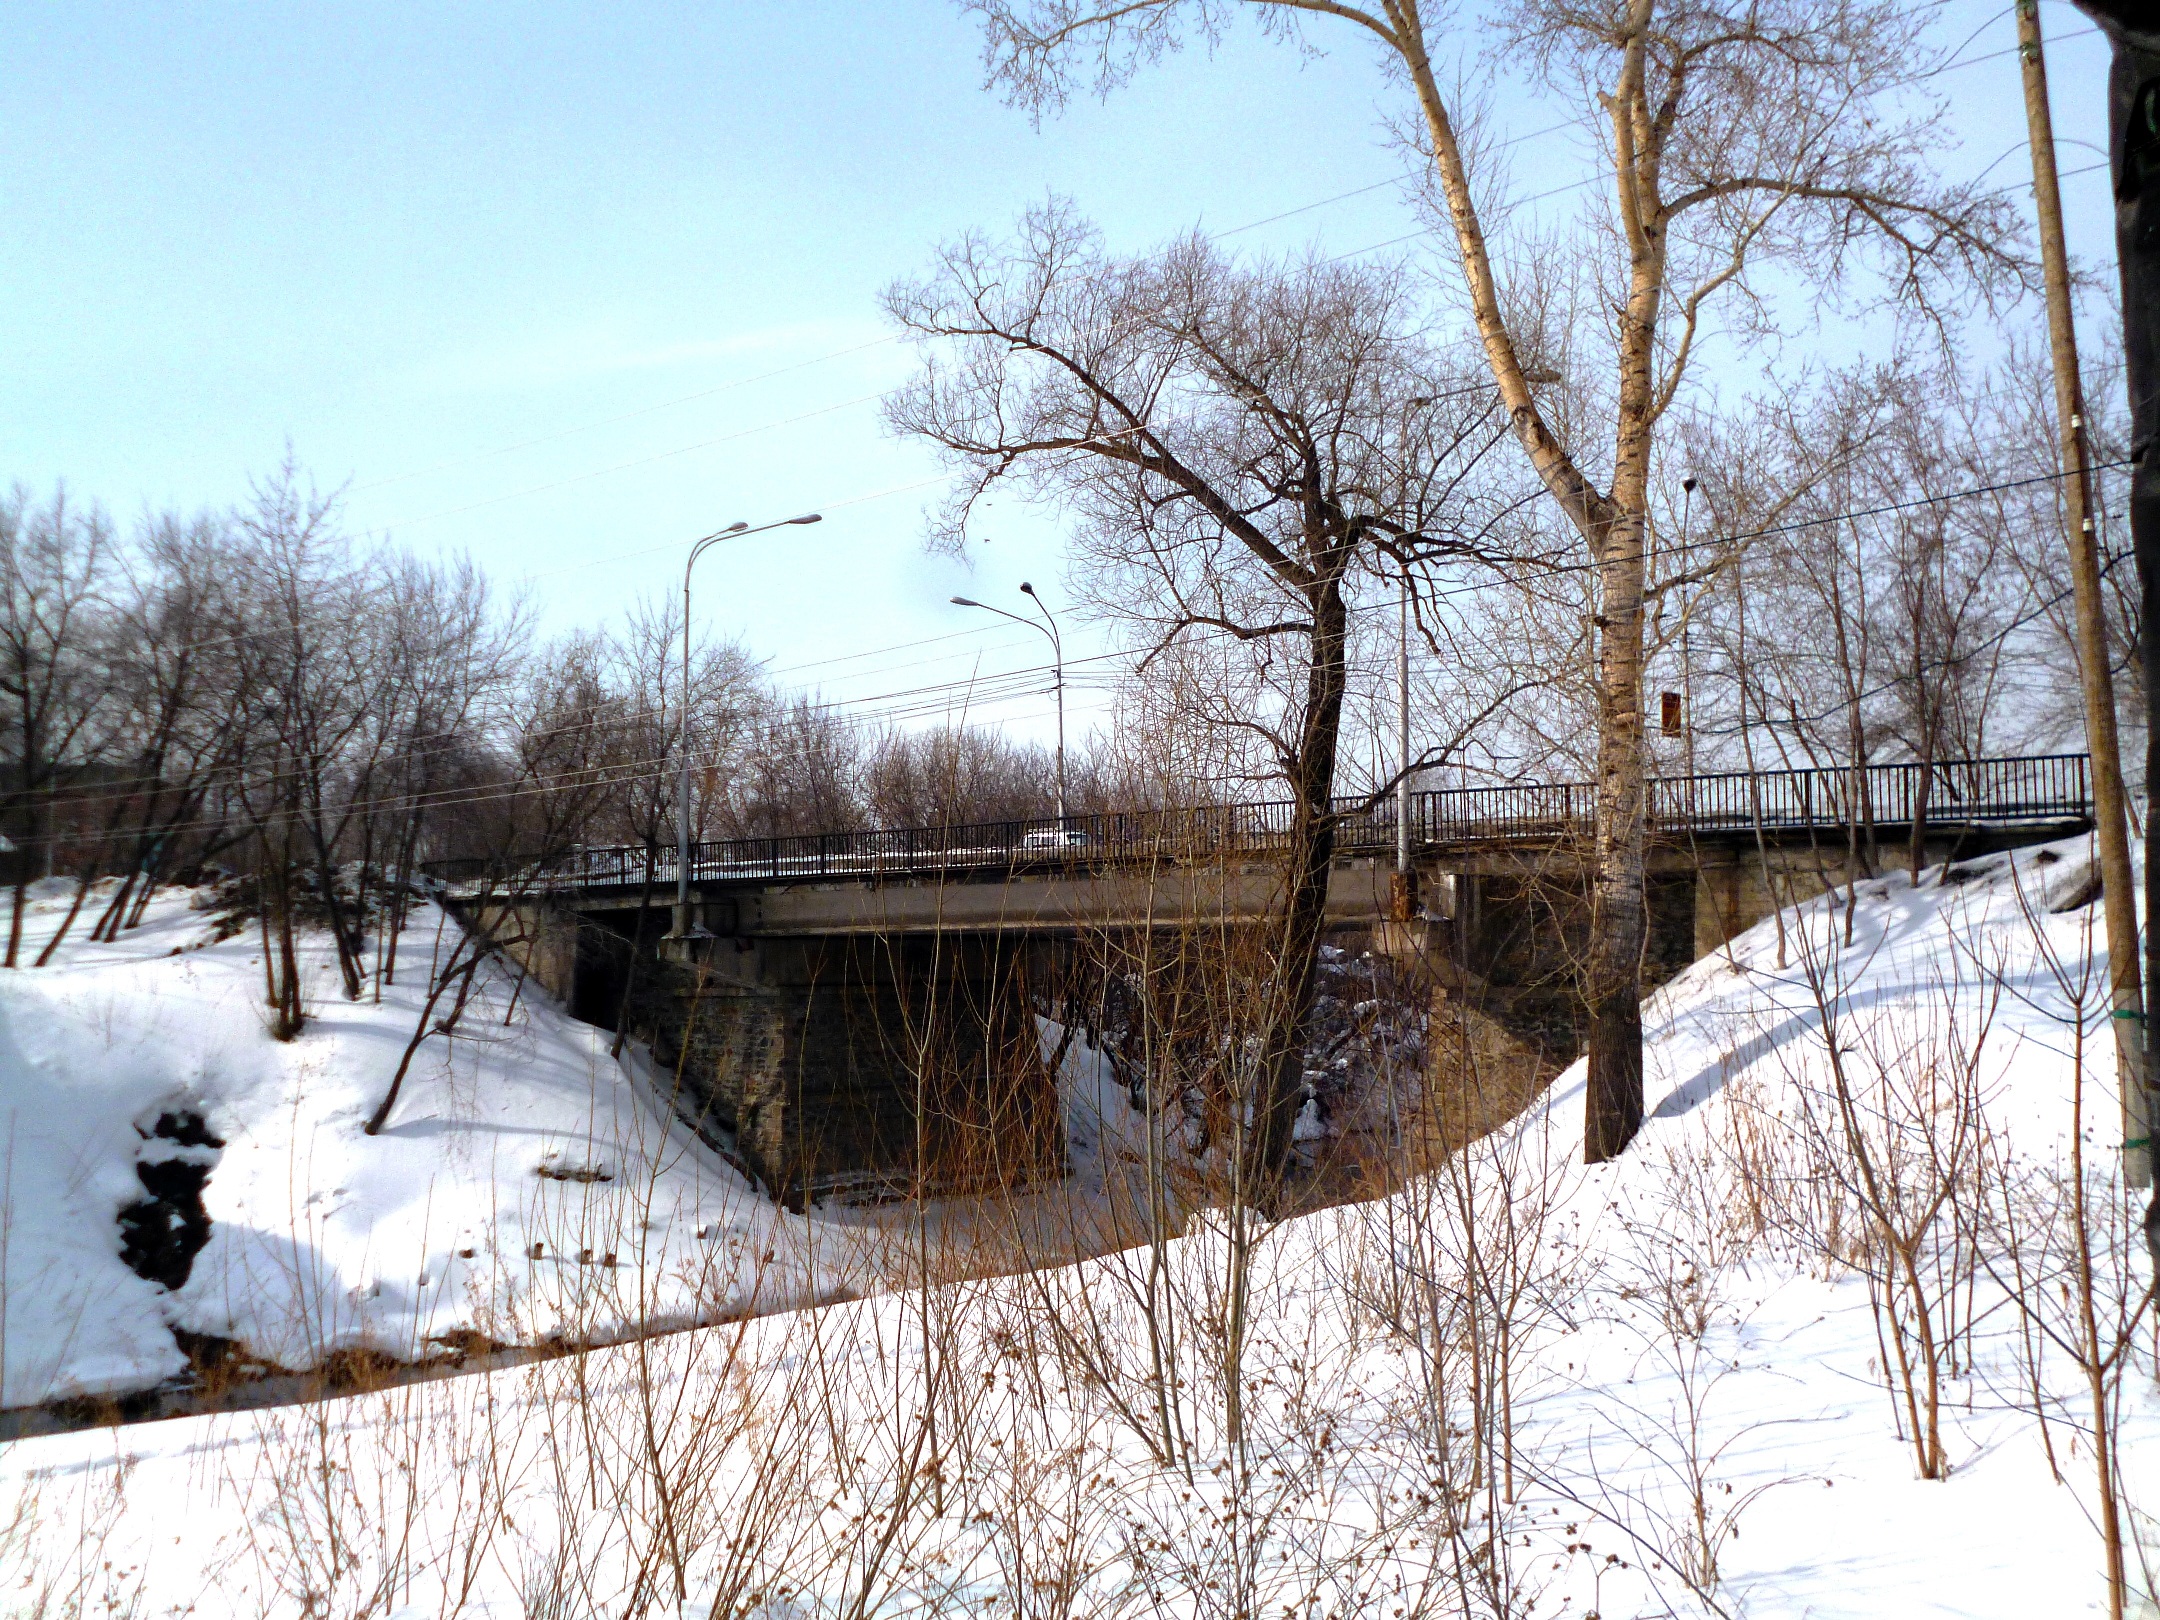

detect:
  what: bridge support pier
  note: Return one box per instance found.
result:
[1688,832,1979,958]
[637,932,1067,1207]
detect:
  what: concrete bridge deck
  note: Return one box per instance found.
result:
[446,753,2093,935]
[457,754,2091,1204]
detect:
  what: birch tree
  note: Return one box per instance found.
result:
[960,0,2028,1158]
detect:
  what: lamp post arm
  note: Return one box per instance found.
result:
[684,512,810,588]
[953,594,1068,824]
[1021,593,1066,825]
[955,597,1050,643]
[675,513,821,932]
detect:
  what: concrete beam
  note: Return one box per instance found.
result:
[685,859,1401,937]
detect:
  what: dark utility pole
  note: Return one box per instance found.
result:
[2023,0,2150,1183]
[2074,0,2160,1287]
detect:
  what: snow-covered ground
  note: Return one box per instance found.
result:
[0,875,1176,1416]
[0,880,928,1410]
[2,841,2155,1618]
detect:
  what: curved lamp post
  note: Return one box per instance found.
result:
[672,511,823,939]
[1392,369,1558,884]
[950,584,1066,825]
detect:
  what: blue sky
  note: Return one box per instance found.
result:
[0,2,2119,745]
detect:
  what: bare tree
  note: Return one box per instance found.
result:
[38,510,248,962]
[0,485,110,968]
[366,552,526,989]
[886,211,1518,1195]
[863,723,1054,830]
[1871,415,2024,878]
[724,693,865,840]
[586,599,761,1056]
[962,0,2029,1161]
[226,462,396,1018]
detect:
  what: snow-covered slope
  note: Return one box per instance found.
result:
[1,840,2151,1619]
[0,880,874,1408]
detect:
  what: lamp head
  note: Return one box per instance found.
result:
[1522,365,1563,386]
[1019,581,1036,596]
[1682,476,1699,494]
[951,595,983,608]
[723,520,750,534]
[789,513,823,525]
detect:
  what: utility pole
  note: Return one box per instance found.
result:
[2019,0,2151,1184]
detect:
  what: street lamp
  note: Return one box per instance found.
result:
[950,584,1067,825]
[1389,366,1561,886]
[672,510,823,940]
[1396,395,1434,884]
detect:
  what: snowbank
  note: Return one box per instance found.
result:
[0,881,877,1408]
[1,838,2152,1618]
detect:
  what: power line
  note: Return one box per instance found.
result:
[512,471,953,582]
[1324,155,2113,270]
[360,8,2086,539]
[381,391,886,533]
[39,449,2133,820]
[350,335,899,498]
[1689,546,2135,737]
[1216,116,1586,242]
[29,455,2126,830]
[1398,456,2133,610]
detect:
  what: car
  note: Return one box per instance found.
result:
[1016,824,1098,852]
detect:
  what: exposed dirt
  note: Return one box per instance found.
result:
[116,1109,223,1291]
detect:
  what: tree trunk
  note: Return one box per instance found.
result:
[33,863,99,968]
[312,839,365,1001]
[5,870,24,970]
[1247,571,1352,1195]
[1584,3,1664,1164]
[365,940,482,1136]
[1366,7,1659,1160]
[2074,0,2160,1272]
[1909,752,1935,885]
[1585,518,1649,1163]
[384,811,422,986]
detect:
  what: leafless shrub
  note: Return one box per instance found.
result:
[1762,900,1998,1479]
[0,1444,149,1620]
[1541,1223,1797,1620]
[1975,867,2156,1620]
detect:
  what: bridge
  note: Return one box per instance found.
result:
[466,754,2091,1203]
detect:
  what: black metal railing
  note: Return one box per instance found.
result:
[426,753,2092,892]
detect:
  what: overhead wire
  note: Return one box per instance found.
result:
[381,390,887,533]
[34,456,2130,828]
[353,3,2109,564]
[44,400,2137,812]
[350,335,898,497]
[36,3,2125,834]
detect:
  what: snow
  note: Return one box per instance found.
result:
[2,840,2154,1617]
[0,880,882,1409]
